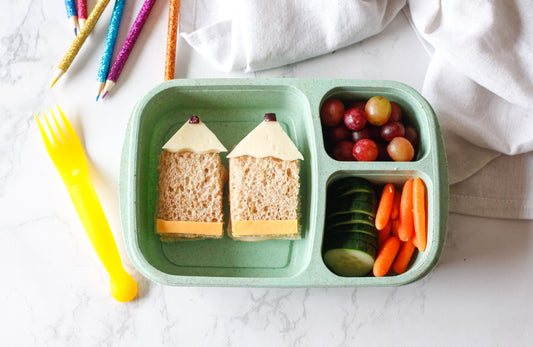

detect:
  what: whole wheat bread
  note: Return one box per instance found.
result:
[156,150,227,240]
[229,155,300,240]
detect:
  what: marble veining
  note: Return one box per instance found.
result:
[2,1,533,346]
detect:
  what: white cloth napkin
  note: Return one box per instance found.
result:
[182,0,406,72]
[407,0,533,218]
[182,0,533,219]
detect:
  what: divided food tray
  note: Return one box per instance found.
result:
[119,78,448,287]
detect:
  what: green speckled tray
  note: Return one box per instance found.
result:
[119,78,448,287]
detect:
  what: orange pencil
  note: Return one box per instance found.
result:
[165,0,180,80]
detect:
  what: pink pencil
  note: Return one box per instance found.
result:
[77,0,88,29]
[100,0,158,99]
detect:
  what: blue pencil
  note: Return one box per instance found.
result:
[95,0,126,100]
[64,0,79,36]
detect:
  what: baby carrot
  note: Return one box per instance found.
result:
[375,183,395,230]
[373,236,401,277]
[413,177,427,251]
[378,219,391,250]
[393,239,416,274]
[390,190,401,220]
[398,179,414,241]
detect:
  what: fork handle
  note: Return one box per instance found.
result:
[67,176,137,302]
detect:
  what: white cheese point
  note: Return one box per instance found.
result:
[227,116,303,160]
[163,117,227,153]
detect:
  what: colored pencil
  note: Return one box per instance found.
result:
[51,0,111,88]
[77,0,88,30]
[164,0,180,81]
[64,0,79,36]
[101,0,158,99]
[96,0,126,101]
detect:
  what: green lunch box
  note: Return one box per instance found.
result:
[119,78,449,287]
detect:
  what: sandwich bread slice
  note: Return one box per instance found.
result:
[155,115,227,240]
[227,113,303,241]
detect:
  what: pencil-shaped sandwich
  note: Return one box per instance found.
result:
[227,113,303,241]
[155,116,227,240]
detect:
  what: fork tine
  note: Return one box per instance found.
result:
[42,111,59,146]
[35,113,55,152]
[57,105,80,144]
[49,107,68,144]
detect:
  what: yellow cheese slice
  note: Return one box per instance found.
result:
[232,220,298,236]
[156,219,224,236]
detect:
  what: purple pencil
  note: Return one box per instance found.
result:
[100,0,158,99]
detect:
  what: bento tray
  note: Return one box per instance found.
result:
[119,78,448,287]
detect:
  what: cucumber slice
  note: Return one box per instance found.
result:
[324,231,378,245]
[326,224,378,238]
[323,249,375,277]
[329,191,376,206]
[330,177,375,194]
[337,187,374,198]
[328,219,375,230]
[327,212,375,229]
[322,235,377,277]
[327,200,377,218]
[327,195,376,217]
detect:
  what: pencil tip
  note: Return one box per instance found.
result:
[101,92,108,99]
[74,28,77,36]
[50,77,58,88]
[96,95,100,102]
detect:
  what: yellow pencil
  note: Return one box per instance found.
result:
[51,0,111,88]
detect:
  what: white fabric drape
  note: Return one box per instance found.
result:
[181,0,533,219]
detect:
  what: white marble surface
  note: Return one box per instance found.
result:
[2,1,533,346]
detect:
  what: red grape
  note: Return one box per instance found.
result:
[347,100,366,110]
[389,102,402,122]
[351,127,372,142]
[365,96,392,126]
[321,98,345,126]
[322,95,418,162]
[333,140,355,161]
[367,124,382,142]
[380,121,405,142]
[328,125,351,143]
[387,137,415,161]
[353,139,379,161]
[344,108,367,131]
[404,125,419,147]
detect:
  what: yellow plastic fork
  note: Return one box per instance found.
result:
[36,105,137,302]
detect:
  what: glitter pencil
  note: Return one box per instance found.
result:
[77,0,88,30]
[95,0,126,100]
[101,0,158,99]
[64,0,79,36]
[164,0,180,81]
[51,0,111,88]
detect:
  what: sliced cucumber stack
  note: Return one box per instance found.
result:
[323,177,379,277]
